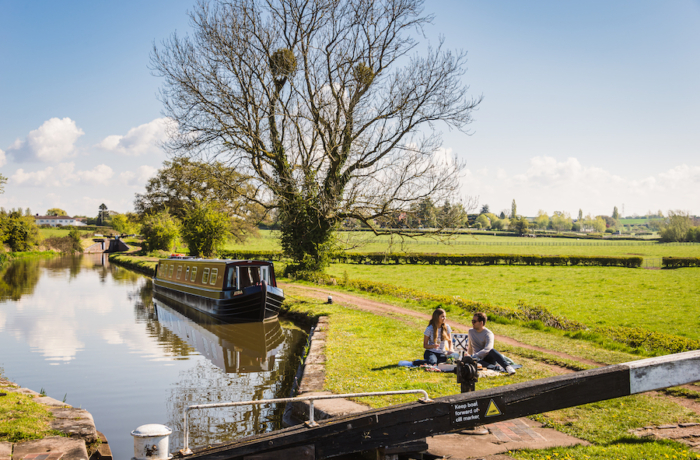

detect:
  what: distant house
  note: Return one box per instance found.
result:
[34,215,87,227]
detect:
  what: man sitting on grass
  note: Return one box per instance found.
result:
[468,312,516,375]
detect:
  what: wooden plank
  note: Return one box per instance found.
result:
[242,445,314,460]
[185,351,700,460]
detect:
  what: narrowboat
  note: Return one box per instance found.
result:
[152,256,284,322]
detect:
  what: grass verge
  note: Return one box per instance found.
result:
[282,295,700,460]
[108,253,158,276]
[0,379,63,443]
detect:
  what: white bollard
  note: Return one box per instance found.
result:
[131,424,173,459]
[327,295,333,304]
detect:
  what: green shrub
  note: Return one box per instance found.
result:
[141,210,179,252]
[662,257,700,268]
[180,201,230,257]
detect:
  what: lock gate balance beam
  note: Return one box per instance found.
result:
[181,350,700,460]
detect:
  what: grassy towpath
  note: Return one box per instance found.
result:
[282,282,700,460]
[281,283,602,369]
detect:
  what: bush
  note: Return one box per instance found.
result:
[662,257,700,269]
[0,211,41,251]
[180,202,231,257]
[141,210,179,252]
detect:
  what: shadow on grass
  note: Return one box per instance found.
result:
[371,364,400,371]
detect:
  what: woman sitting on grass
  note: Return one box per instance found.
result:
[423,308,455,365]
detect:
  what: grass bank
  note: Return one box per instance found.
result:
[0,250,59,268]
[108,253,157,276]
[0,376,63,443]
[324,263,700,340]
[283,295,700,460]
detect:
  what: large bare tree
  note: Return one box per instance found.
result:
[152,0,480,271]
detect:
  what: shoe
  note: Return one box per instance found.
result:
[505,365,516,375]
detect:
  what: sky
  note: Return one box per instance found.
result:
[1,0,699,218]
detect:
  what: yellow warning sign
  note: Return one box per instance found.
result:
[485,399,502,417]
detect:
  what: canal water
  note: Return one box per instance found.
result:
[0,254,307,459]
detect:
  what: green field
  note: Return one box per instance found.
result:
[284,295,700,460]
[324,263,700,340]
[225,230,700,258]
[39,228,94,238]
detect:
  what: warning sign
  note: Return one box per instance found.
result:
[450,397,505,424]
[485,399,502,417]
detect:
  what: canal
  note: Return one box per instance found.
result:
[0,254,307,459]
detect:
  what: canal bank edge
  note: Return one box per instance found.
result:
[108,253,157,276]
[283,316,370,426]
[0,377,113,460]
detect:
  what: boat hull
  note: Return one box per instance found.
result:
[153,280,284,323]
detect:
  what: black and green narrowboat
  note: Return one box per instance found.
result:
[152,256,284,322]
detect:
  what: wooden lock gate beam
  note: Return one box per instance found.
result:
[184,350,700,460]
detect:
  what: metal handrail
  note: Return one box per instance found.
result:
[181,389,431,455]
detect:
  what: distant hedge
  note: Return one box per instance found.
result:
[331,252,643,268]
[662,257,700,269]
[217,249,285,261]
[216,250,643,267]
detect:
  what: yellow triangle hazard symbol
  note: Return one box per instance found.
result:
[485,399,502,417]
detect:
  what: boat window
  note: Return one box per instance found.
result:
[191,267,197,282]
[168,265,174,278]
[210,268,218,285]
[177,266,182,279]
[185,266,190,280]
[260,266,269,283]
[202,268,210,284]
[225,267,237,289]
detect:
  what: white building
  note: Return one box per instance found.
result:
[34,215,87,227]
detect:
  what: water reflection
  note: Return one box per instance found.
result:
[154,300,285,373]
[0,258,42,300]
[153,298,301,449]
[0,254,306,457]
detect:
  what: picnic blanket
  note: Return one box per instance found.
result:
[398,355,522,375]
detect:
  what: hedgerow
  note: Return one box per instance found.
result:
[662,257,700,268]
[331,252,643,268]
[217,249,285,260]
[219,250,643,267]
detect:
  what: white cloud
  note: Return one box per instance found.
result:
[10,162,113,187]
[120,165,158,186]
[7,118,84,162]
[75,164,114,185]
[11,163,76,187]
[460,156,700,216]
[98,118,175,156]
[0,149,6,167]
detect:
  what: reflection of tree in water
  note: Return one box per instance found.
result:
[165,327,306,451]
[0,258,42,300]
[0,254,148,302]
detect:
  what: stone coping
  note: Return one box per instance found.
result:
[0,378,112,460]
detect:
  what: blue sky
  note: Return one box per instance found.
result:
[1,0,699,218]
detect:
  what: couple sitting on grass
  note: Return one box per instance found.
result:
[423,308,516,375]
